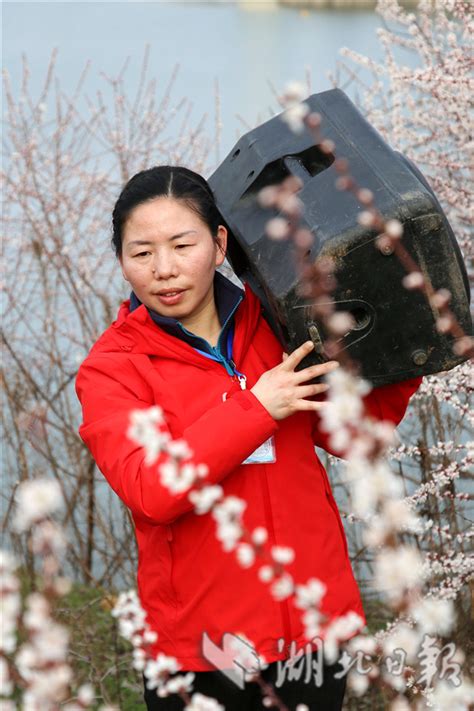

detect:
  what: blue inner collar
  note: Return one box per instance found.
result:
[129,271,244,373]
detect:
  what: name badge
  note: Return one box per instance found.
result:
[242,436,276,465]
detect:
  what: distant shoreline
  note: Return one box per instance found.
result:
[238,0,419,8]
[282,0,418,6]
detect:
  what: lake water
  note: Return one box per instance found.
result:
[3,1,388,158]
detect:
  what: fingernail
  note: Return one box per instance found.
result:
[328,360,340,368]
[306,341,314,348]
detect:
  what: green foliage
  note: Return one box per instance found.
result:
[54,582,143,709]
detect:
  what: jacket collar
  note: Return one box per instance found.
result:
[128,271,244,359]
[89,277,262,371]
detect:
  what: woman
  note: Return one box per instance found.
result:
[75,166,422,710]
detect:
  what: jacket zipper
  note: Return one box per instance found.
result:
[259,464,293,650]
[177,295,243,377]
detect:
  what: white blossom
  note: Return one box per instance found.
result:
[327,311,356,335]
[382,622,421,665]
[0,551,21,654]
[211,496,246,551]
[322,612,365,664]
[279,81,306,105]
[212,497,246,521]
[346,460,404,517]
[159,460,196,494]
[167,439,193,460]
[357,210,376,227]
[374,546,425,603]
[427,677,474,710]
[294,578,327,609]
[13,479,63,532]
[143,629,158,644]
[270,572,294,601]
[132,646,147,671]
[77,683,95,705]
[0,656,13,696]
[214,520,243,552]
[163,672,195,695]
[236,543,256,568]
[251,527,268,545]
[184,693,225,711]
[189,485,223,515]
[345,633,377,657]
[30,520,67,558]
[257,185,279,208]
[357,188,374,204]
[363,498,423,545]
[389,697,411,711]
[13,587,73,706]
[409,597,456,635]
[319,369,372,441]
[402,272,424,290]
[111,590,148,641]
[144,653,181,692]
[127,406,168,465]
[15,648,72,703]
[265,217,289,241]
[301,608,322,640]
[347,669,370,695]
[281,103,310,134]
[225,633,268,680]
[23,593,51,631]
[270,545,295,565]
[431,288,451,309]
[258,565,274,583]
[385,219,403,238]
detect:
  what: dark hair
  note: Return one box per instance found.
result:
[111,165,225,258]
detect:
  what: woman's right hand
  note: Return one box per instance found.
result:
[250,341,339,421]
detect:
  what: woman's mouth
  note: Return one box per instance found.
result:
[155,290,187,306]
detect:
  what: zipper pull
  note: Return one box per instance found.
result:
[230,357,246,390]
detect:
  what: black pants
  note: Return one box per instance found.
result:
[143,654,347,710]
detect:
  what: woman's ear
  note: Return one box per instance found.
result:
[215,225,228,267]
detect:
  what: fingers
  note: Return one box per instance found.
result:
[281,342,340,379]
[293,359,340,384]
[295,382,330,399]
[280,340,315,371]
[294,398,330,412]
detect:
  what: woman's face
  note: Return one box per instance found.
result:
[119,196,227,322]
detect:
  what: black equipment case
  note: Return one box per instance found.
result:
[209,88,472,386]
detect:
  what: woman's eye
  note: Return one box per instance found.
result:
[175,244,192,250]
[134,252,150,258]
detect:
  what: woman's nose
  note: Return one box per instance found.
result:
[152,252,178,279]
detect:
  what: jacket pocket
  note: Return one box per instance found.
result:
[164,524,179,606]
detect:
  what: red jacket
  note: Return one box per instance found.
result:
[75,284,422,671]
